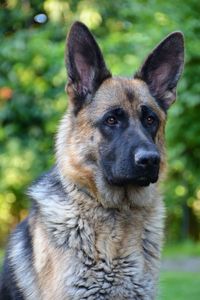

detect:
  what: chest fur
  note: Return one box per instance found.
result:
[33,202,164,300]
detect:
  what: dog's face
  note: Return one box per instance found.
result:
[92,79,161,188]
[56,22,184,207]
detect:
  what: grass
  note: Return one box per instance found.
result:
[158,271,200,300]
[163,240,200,258]
[158,241,200,299]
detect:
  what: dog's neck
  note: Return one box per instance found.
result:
[94,172,160,209]
[29,166,165,295]
[64,173,160,211]
[29,166,164,250]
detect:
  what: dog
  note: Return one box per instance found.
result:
[0,22,184,300]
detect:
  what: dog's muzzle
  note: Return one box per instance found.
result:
[104,149,160,187]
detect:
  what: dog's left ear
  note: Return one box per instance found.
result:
[135,32,184,110]
[66,22,111,113]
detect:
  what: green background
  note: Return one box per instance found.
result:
[1,1,200,299]
[1,0,200,245]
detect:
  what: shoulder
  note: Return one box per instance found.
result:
[28,166,67,205]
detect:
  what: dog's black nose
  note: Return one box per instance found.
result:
[135,151,160,168]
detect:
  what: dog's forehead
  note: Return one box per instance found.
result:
[90,77,163,117]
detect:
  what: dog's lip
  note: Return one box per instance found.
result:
[105,174,158,187]
[139,175,159,185]
[136,177,151,187]
[105,176,149,187]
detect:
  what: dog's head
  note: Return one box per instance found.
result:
[56,22,184,207]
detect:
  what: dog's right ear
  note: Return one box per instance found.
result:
[66,22,111,113]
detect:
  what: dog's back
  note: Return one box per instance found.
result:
[1,22,184,300]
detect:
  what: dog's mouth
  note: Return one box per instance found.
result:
[136,175,158,187]
[135,177,152,187]
[105,174,158,187]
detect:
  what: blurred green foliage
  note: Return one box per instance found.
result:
[0,0,200,245]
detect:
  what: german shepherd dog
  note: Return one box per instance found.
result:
[0,22,184,300]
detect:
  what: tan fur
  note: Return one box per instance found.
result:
[57,77,167,205]
[31,187,164,299]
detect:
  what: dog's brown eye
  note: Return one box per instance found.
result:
[106,116,118,125]
[146,116,154,125]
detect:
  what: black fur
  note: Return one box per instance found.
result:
[0,220,32,300]
[98,106,160,187]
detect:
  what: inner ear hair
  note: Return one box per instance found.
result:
[135,31,184,111]
[65,22,111,114]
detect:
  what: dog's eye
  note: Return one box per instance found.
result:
[105,116,118,126]
[146,116,155,125]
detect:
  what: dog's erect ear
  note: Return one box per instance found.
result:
[66,22,111,112]
[135,32,184,110]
